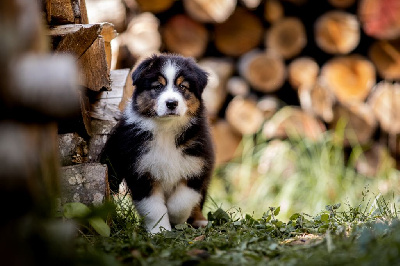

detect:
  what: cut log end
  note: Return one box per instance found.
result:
[239,50,286,93]
[320,55,375,104]
[266,17,307,59]
[315,11,360,54]
[288,57,319,89]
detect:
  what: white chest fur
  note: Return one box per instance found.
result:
[136,119,205,193]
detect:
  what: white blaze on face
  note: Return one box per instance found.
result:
[157,60,188,117]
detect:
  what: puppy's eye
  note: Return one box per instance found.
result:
[150,81,162,92]
[179,81,189,90]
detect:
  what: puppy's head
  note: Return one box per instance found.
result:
[130,54,208,118]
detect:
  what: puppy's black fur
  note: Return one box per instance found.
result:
[101,54,214,232]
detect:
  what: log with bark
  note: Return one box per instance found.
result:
[367,81,400,135]
[183,0,237,23]
[358,0,400,40]
[45,0,88,25]
[238,49,286,93]
[263,106,326,141]
[117,12,161,60]
[320,55,376,104]
[265,17,307,59]
[288,57,319,90]
[58,133,88,166]
[60,163,110,206]
[368,39,400,80]
[225,96,265,135]
[136,0,176,13]
[315,10,360,54]
[162,14,209,58]
[226,76,250,97]
[264,0,284,23]
[214,8,263,56]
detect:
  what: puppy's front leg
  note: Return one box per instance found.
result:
[167,183,202,226]
[134,191,171,233]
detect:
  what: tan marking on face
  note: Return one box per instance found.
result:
[135,91,156,116]
[158,76,167,86]
[185,91,201,116]
[176,76,186,87]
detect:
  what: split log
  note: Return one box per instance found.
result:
[369,39,400,80]
[320,55,376,104]
[257,96,280,120]
[214,8,263,56]
[225,96,265,135]
[356,143,395,177]
[183,0,237,23]
[88,119,117,162]
[211,120,242,165]
[315,11,360,54]
[226,76,250,97]
[298,81,335,123]
[330,103,377,146]
[162,15,208,58]
[367,81,400,135]
[199,58,234,119]
[45,0,88,25]
[85,0,127,33]
[263,106,326,141]
[264,0,284,23]
[90,69,130,121]
[58,133,88,166]
[136,0,175,13]
[60,163,110,206]
[358,0,400,40]
[49,23,117,91]
[118,12,161,59]
[288,57,319,89]
[328,0,356,8]
[265,17,307,59]
[238,49,286,93]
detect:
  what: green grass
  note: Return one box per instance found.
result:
[65,128,400,265]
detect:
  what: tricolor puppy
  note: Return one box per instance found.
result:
[102,54,215,233]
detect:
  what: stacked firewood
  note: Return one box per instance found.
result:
[43,0,130,204]
[84,0,400,173]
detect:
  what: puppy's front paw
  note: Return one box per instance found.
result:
[191,219,208,228]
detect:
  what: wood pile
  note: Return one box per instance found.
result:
[52,0,400,179]
[85,0,399,171]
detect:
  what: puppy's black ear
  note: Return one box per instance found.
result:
[131,55,157,85]
[194,66,208,96]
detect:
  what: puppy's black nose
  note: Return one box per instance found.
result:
[166,99,178,110]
